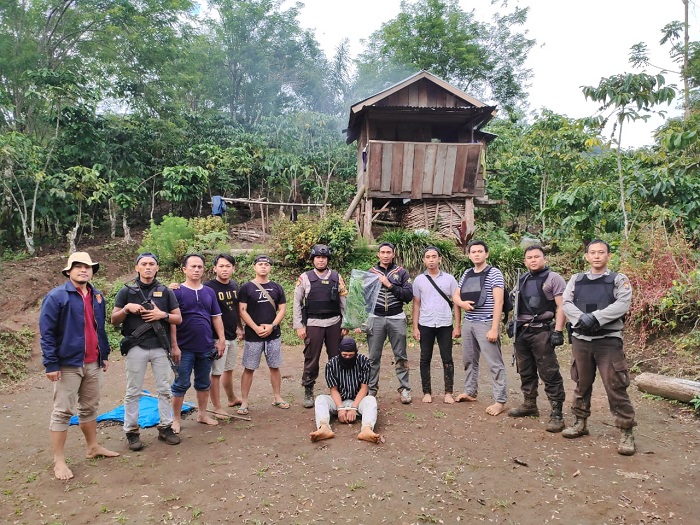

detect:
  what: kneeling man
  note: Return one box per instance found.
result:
[310,337,383,444]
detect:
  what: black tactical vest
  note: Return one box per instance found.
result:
[460,266,491,307]
[519,268,556,317]
[305,270,341,318]
[119,281,172,349]
[573,273,617,314]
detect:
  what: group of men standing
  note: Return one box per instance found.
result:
[39,236,637,479]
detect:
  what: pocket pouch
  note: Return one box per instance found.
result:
[612,359,631,389]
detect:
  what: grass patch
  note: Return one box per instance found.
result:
[0,328,35,385]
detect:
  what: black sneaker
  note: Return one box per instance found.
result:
[158,426,181,445]
[126,432,144,451]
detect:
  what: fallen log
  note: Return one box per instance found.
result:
[634,372,700,403]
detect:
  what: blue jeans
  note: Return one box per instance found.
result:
[171,350,212,397]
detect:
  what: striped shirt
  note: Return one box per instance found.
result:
[458,266,505,322]
[325,353,371,400]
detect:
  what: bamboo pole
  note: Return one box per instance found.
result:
[343,184,366,221]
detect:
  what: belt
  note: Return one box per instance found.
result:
[519,322,552,334]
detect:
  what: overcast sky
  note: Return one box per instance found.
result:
[288,0,699,147]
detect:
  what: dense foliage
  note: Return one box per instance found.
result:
[3,2,700,377]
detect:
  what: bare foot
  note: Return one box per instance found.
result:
[455,393,477,402]
[228,397,243,407]
[444,394,455,404]
[197,415,219,426]
[357,425,384,444]
[422,393,432,403]
[485,402,506,416]
[310,424,335,442]
[54,461,73,481]
[171,420,181,434]
[211,409,231,420]
[86,446,120,459]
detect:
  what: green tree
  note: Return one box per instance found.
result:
[202,0,330,124]
[582,72,676,239]
[49,165,111,253]
[0,132,46,254]
[488,112,601,236]
[354,0,534,115]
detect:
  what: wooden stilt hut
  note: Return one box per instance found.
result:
[344,70,498,241]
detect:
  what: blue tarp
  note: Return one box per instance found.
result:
[69,390,195,428]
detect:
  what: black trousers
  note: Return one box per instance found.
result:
[513,328,565,403]
[301,321,342,388]
[418,324,454,394]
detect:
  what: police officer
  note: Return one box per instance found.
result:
[507,245,567,432]
[293,244,347,408]
[561,239,636,455]
[111,252,182,450]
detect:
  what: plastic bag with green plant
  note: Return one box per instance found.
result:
[342,270,381,330]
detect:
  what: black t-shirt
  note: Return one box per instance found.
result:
[114,279,179,349]
[238,280,286,342]
[204,278,240,340]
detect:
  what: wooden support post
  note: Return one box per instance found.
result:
[363,197,374,241]
[464,197,475,236]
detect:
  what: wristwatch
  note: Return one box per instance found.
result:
[164,313,170,322]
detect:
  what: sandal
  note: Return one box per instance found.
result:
[237,406,249,415]
[271,401,290,409]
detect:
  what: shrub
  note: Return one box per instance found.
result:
[139,214,231,268]
[140,215,193,267]
[378,229,464,275]
[271,212,357,269]
[620,220,698,345]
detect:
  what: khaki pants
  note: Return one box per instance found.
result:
[49,362,103,432]
[570,337,636,429]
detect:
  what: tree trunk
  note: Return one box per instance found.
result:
[616,121,629,240]
[634,372,700,403]
[683,0,691,119]
[108,198,117,239]
[123,214,133,244]
[67,204,81,254]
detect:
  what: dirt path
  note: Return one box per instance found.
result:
[0,342,698,525]
[1,246,698,524]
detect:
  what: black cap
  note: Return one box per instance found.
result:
[136,252,159,264]
[254,255,272,265]
[378,242,395,251]
[338,337,358,353]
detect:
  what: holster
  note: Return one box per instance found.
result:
[119,336,138,356]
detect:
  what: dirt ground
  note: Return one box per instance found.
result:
[0,246,699,525]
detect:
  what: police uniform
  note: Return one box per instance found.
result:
[509,267,566,431]
[292,268,347,401]
[562,269,636,451]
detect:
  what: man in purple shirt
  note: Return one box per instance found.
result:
[170,254,225,434]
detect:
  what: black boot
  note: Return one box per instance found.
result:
[507,396,539,417]
[303,385,314,408]
[158,425,181,445]
[126,432,144,451]
[546,401,565,433]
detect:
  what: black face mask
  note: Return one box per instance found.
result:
[339,354,357,370]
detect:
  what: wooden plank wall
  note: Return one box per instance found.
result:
[367,140,483,198]
[382,79,464,108]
